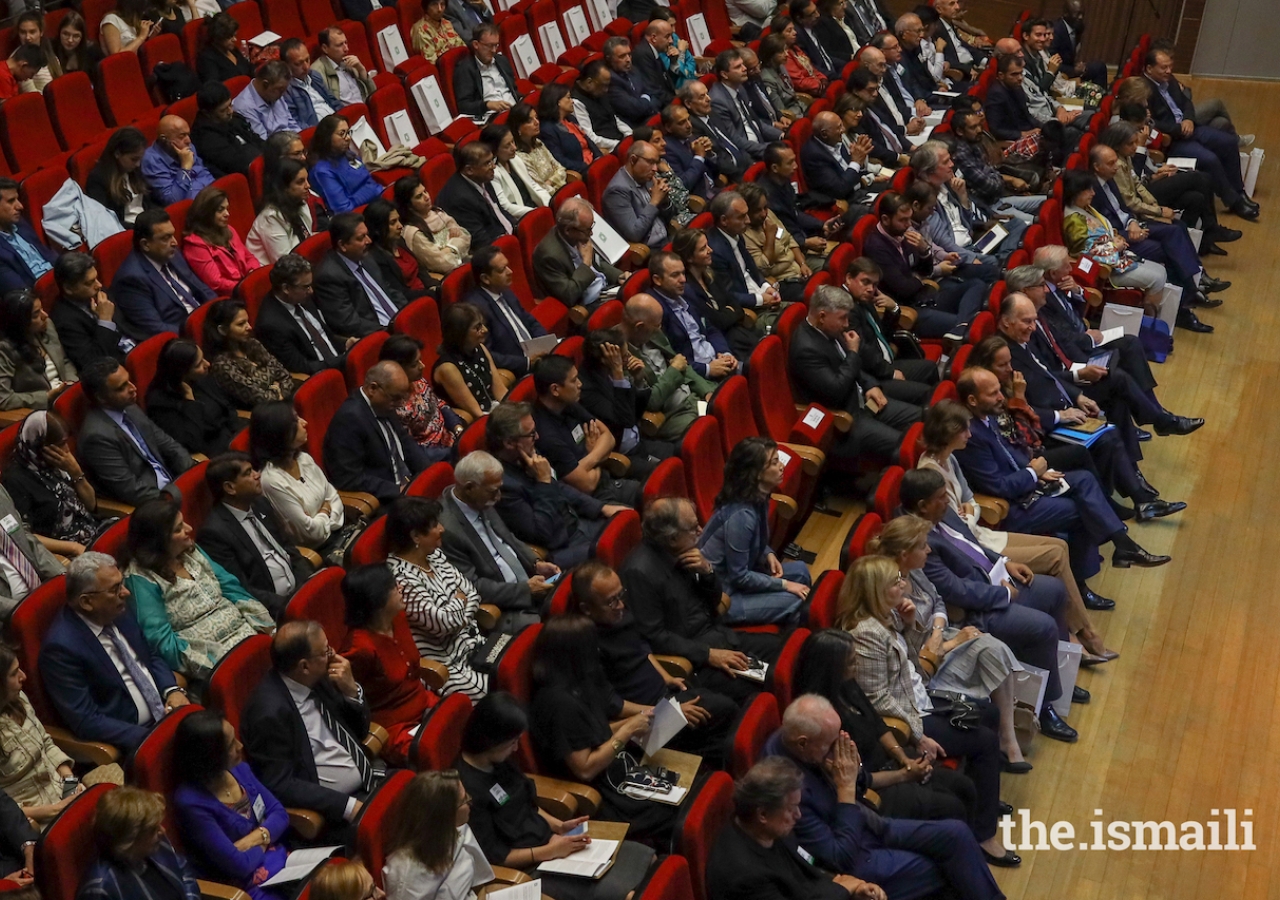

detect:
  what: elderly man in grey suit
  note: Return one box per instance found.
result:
[601,142,673,255]
[76,357,195,507]
[0,483,62,619]
[438,451,561,617]
[532,198,623,313]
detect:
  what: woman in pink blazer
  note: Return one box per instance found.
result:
[182,186,262,295]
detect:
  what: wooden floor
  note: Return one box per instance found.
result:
[792,77,1280,900]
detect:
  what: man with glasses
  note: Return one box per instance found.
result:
[324,360,433,504]
[602,142,674,255]
[437,141,516,251]
[532,198,623,315]
[454,23,519,119]
[895,13,949,96]
[41,552,189,752]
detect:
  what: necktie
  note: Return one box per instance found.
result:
[294,306,337,361]
[483,184,515,234]
[496,295,533,343]
[1037,323,1074,369]
[354,265,399,326]
[105,625,167,723]
[315,690,375,791]
[1051,287,1085,332]
[248,514,294,592]
[939,524,993,572]
[880,87,906,128]
[119,414,172,484]
[869,109,902,154]
[982,417,1022,471]
[808,29,833,72]
[481,514,523,584]
[160,265,198,313]
[378,418,410,486]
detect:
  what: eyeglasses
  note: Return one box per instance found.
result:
[457,793,473,809]
[603,587,628,609]
[84,582,126,598]
[895,572,908,585]
[517,428,538,440]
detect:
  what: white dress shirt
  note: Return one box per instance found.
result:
[282,675,364,819]
[75,612,162,726]
[225,503,297,596]
[716,227,768,304]
[458,501,520,584]
[478,59,516,106]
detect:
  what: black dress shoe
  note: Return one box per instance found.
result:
[1202,242,1228,256]
[998,801,1014,816]
[1136,427,1152,442]
[1081,588,1116,610]
[1039,706,1078,743]
[1001,757,1034,774]
[1200,274,1230,293]
[1110,502,1135,521]
[983,848,1023,868]
[1155,415,1205,436]
[1134,470,1160,497]
[1112,545,1172,568]
[1135,499,1188,522]
[1192,292,1224,308]
[1231,200,1260,220]
[1176,309,1214,332]
[1072,685,1091,704]
[1209,225,1243,243]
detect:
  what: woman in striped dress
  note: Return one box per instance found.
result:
[385,497,488,701]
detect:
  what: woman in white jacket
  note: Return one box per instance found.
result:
[481,121,550,222]
[384,770,495,900]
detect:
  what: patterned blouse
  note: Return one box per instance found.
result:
[412,16,464,63]
[433,347,498,414]
[0,691,72,813]
[394,377,456,451]
[656,167,694,227]
[210,339,296,409]
[389,552,488,701]
[403,211,470,275]
[516,142,568,195]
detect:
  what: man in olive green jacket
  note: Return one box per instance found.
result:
[622,294,717,443]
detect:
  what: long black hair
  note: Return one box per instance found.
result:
[260,158,312,247]
[792,629,856,714]
[201,299,248,357]
[531,614,606,698]
[461,691,529,755]
[0,290,41,367]
[125,497,184,576]
[715,435,777,507]
[147,338,202,402]
[342,563,399,629]
[173,708,233,785]
[249,400,302,469]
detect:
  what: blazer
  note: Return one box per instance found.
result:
[1050,18,1080,69]
[921,508,1011,630]
[145,379,243,458]
[984,80,1039,141]
[663,134,717,201]
[1143,74,1195,136]
[493,458,604,554]
[539,120,602,175]
[901,46,939,98]
[77,837,202,900]
[618,538,732,668]
[1004,335,1080,423]
[843,616,923,740]
[446,0,493,43]
[284,72,343,129]
[813,15,855,68]
[793,25,838,79]
[607,67,661,127]
[849,303,898,382]
[313,249,408,339]
[652,289,730,378]
[241,669,372,823]
[190,112,264,179]
[532,230,623,311]
[578,363,652,448]
[862,227,933,305]
[787,319,872,410]
[438,486,538,612]
[49,297,131,371]
[0,219,57,294]
[313,53,375,103]
[705,817,849,900]
[0,326,76,410]
[461,286,546,375]
[0,792,35,877]
[255,294,349,376]
[340,0,394,20]
[857,108,905,166]
[0,484,61,617]
[323,389,431,504]
[708,81,778,160]
[110,250,216,341]
[705,227,766,309]
[78,405,195,506]
[197,500,315,614]
[173,761,289,891]
[452,52,520,119]
[631,41,677,110]
[800,135,866,204]
[602,168,671,249]
[310,155,384,214]
[690,114,749,183]
[758,173,823,241]
[39,605,179,750]
[436,172,511,250]
[953,413,1040,502]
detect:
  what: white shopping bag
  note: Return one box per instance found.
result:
[383,109,419,148]
[1050,641,1083,719]
[537,22,566,66]
[1099,302,1143,336]
[349,116,386,159]
[686,13,711,57]
[376,25,409,70]
[1013,664,1049,717]
[562,6,590,45]
[1186,225,1202,251]
[510,34,541,80]
[1244,147,1264,197]
[1157,282,1180,332]
[410,76,454,134]
[586,0,611,32]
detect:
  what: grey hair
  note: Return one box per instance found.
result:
[809,284,855,315]
[1004,265,1045,292]
[709,190,744,222]
[642,496,695,547]
[780,693,837,742]
[732,757,806,819]
[67,551,119,602]
[603,35,630,59]
[455,450,503,484]
[895,12,921,34]
[676,81,705,104]
[1033,244,1071,271]
[556,197,592,228]
[909,140,949,177]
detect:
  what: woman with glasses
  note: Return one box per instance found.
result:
[383,770,492,900]
[79,786,204,900]
[308,116,383,215]
[835,554,1018,868]
[458,691,655,900]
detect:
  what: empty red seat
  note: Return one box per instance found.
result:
[263,0,308,39]
[1,93,65,175]
[729,692,778,778]
[300,0,341,36]
[96,51,159,127]
[226,0,266,39]
[770,628,809,709]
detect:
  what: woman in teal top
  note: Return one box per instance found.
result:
[308,115,384,214]
[123,499,274,680]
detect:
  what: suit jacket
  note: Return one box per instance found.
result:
[800,135,867,204]
[858,107,906,166]
[861,227,933,304]
[1051,18,1081,69]
[284,72,342,130]
[787,319,872,410]
[0,219,56,294]
[39,605,179,750]
[241,670,372,823]
[663,135,717,200]
[49,297,131,371]
[849,303,898,382]
[607,67,661,127]
[0,484,61,618]
[1143,74,1195,136]
[255,294,349,376]
[438,486,538,611]
[602,168,671,249]
[340,0,393,20]
[759,173,824,241]
[197,500,314,615]
[578,364,652,448]
[0,326,76,410]
[708,81,778,160]
[1091,176,1138,233]
[78,837,202,900]
[813,16,855,69]
[324,389,430,503]
[109,250,216,341]
[900,47,939,98]
[532,230,621,308]
[984,80,1039,141]
[921,509,1011,628]
[452,52,519,119]
[690,114,749,182]
[446,0,492,42]
[190,112,263,179]
[313,54,374,102]
[653,289,730,378]
[618,539,733,669]
[1004,334,1081,424]
[539,120,602,175]
[631,41,676,110]
[1041,283,1092,355]
[493,458,603,554]
[462,285,545,375]
[312,249,407,339]
[436,172,511,250]
[79,405,195,506]
[705,227,766,309]
[794,24,838,79]
[953,413,1040,501]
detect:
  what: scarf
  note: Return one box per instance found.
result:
[16,411,99,545]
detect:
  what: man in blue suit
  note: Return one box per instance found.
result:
[800,112,876,207]
[40,552,190,752]
[954,366,1170,578]
[464,244,547,378]
[648,250,737,382]
[706,191,788,310]
[0,179,56,294]
[708,49,781,162]
[603,37,661,128]
[110,209,216,341]
[660,105,718,202]
[282,39,342,129]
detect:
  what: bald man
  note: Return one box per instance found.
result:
[142,115,215,206]
[895,12,947,96]
[622,293,716,442]
[603,140,673,251]
[859,45,927,138]
[633,18,678,109]
[800,111,875,205]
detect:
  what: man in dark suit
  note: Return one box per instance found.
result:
[792,1,840,79]
[485,401,624,568]
[0,484,64,619]
[843,257,936,405]
[709,49,780,162]
[847,69,910,167]
[77,357,195,506]
[436,141,515,251]
[323,361,432,505]
[660,104,719,202]
[532,199,622,314]
[466,244,549,378]
[198,453,315,621]
[313,213,407,339]
[896,13,946,97]
[0,179,55,294]
[759,142,831,247]
[572,59,630,153]
[984,56,1049,147]
[933,0,987,82]
[705,190,788,314]
[339,0,392,22]
[110,209,216,341]
[257,254,355,376]
[439,449,559,614]
[452,24,519,118]
[845,0,893,46]
[857,45,929,141]
[800,112,876,207]
[648,250,737,382]
[812,0,856,71]
[446,0,493,44]
[870,31,934,118]
[49,252,136,372]
[789,284,920,461]
[242,620,379,848]
[679,81,750,183]
[1051,0,1107,87]
[40,551,190,752]
[632,20,678,111]
[603,36,661,128]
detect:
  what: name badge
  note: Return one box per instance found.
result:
[571,424,585,443]
[797,846,815,865]
[489,783,510,806]
[349,158,362,169]
[0,515,18,534]
[252,793,266,822]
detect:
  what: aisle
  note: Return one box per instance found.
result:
[795,77,1280,899]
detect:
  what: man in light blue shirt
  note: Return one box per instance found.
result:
[142,116,215,206]
[0,179,54,293]
[233,61,302,140]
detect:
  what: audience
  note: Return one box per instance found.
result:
[0,289,74,411]
[86,127,154,228]
[672,228,757,361]
[315,27,376,105]
[79,787,203,900]
[510,103,571,198]
[256,254,354,376]
[363,199,430,300]
[383,769,493,900]
[454,24,519,118]
[308,116,384,214]
[0,473,55,615]
[573,58,632,154]
[50,253,135,371]
[3,410,104,557]
[182,188,262,296]
[532,199,623,316]
[314,212,408,337]
[50,11,102,80]
[603,141,673,254]
[143,117,216,208]
[801,110,875,209]
[0,181,55,294]
[252,401,349,556]
[909,141,1012,269]
[192,83,266,181]
[468,245,550,379]
[433,302,508,421]
[661,104,719,203]
[281,39,340,130]
[145,338,244,458]
[621,293,716,441]
[436,141,517,250]
[648,247,737,382]
[412,0,465,63]
[379,334,464,457]
[248,159,317,264]
[309,861,383,900]
[631,19,679,112]
[679,80,751,183]
[540,84,604,178]
[234,62,301,142]
[603,36,660,129]
[770,16,827,99]
[481,121,545,223]
[841,257,938,404]
[577,327,677,469]
[112,209,216,340]
[393,176,471,277]
[98,0,155,56]
[196,13,254,83]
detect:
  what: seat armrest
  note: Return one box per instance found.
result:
[531,781,576,820]
[45,724,120,766]
[718,592,731,616]
[921,278,940,290]
[1082,286,1103,311]
[285,808,323,840]
[495,368,517,390]
[778,442,825,475]
[528,545,550,561]
[740,308,758,327]
[528,774,600,817]
[476,604,502,631]
[797,404,852,433]
[640,411,665,438]
[601,453,631,478]
[769,493,798,521]
[973,494,1009,526]
[654,655,693,678]
[296,547,322,567]
[197,880,250,900]
[0,408,31,427]
[863,789,881,810]
[419,659,448,691]
[568,305,590,325]
[291,372,309,384]
[95,498,135,517]
[338,491,379,519]
[190,453,209,463]
[881,716,912,746]
[236,409,252,420]
[489,866,533,886]
[361,722,388,758]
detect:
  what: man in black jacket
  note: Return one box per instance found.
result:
[198,453,315,620]
[843,257,936,405]
[759,142,831,248]
[436,141,515,250]
[242,621,381,849]
[190,82,264,179]
[49,252,135,372]
[452,24,519,118]
[256,254,354,376]
[605,36,662,128]
[572,59,630,154]
[312,213,408,339]
[578,327,674,475]
[791,1,839,80]
[631,19,678,111]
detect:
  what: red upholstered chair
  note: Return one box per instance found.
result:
[620,268,649,300]
[551,335,582,364]
[350,516,389,566]
[435,46,470,115]
[585,155,620,211]
[139,34,185,102]
[96,51,159,127]
[506,375,536,406]
[637,855,697,900]
[528,0,568,64]
[967,311,995,343]
[515,205,555,285]
[181,300,216,346]
[0,423,18,463]
[263,0,308,38]
[420,152,457,202]
[407,461,456,499]
[236,266,274,323]
[226,1,266,40]
[729,692,778,778]
[398,0,425,44]
[412,691,473,769]
[1038,198,1064,246]
[873,465,904,521]
[53,382,88,449]
[492,234,570,335]
[34,783,117,900]
[849,214,877,256]
[898,421,924,469]
[45,72,108,153]
[296,232,333,267]
[641,456,686,508]
[299,0,341,37]
[493,623,541,770]
[770,627,809,709]
[212,174,256,241]
[550,179,584,211]
[283,565,346,633]
[1005,248,1029,271]
[130,704,218,859]
[890,166,915,193]
[357,769,416,889]
[127,333,177,405]
[292,369,349,467]
[745,336,841,455]
[393,297,444,371]
[679,417,724,524]
[19,165,72,246]
[1022,223,1045,255]
[173,461,213,533]
[585,299,623,330]
[181,17,205,68]
[929,380,957,405]
[806,567,846,628]
[206,632,273,734]
[772,302,807,354]
[803,270,832,303]
[438,264,474,310]
[546,573,574,616]
[90,515,131,558]
[827,242,857,285]
[592,508,640,568]
[0,93,66,175]
[345,330,391,390]
[673,770,735,900]
[68,140,106,186]
[91,229,134,288]
[455,415,488,457]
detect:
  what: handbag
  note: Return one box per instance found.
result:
[327,515,368,568]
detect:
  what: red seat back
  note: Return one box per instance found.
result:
[9,577,68,726]
[0,93,62,175]
[438,264,474,310]
[807,567,847,628]
[674,771,735,900]
[226,1,266,40]
[181,300,215,347]
[407,461,456,499]
[53,383,88,453]
[707,374,757,458]
[873,465,904,520]
[345,330,391,390]
[592,508,640,568]
[365,8,405,74]
[45,72,105,153]
[515,205,554,292]
[827,242,857,286]
[212,174,256,242]
[127,333,177,404]
[392,297,444,372]
[950,343,973,377]
[173,460,212,533]
[898,421,924,469]
[641,456,686,508]
[130,703,205,854]
[420,153,457,201]
[206,632,274,733]
[97,51,157,127]
[850,214,877,256]
[455,415,488,457]
[19,165,71,247]
[69,140,107,187]
[300,0,342,37]
[296,231,333,267]
[546,572,574,616]
[492,622,540,705]
[350,515,389,566]
[585,298,623,331]
[293,369,348,467]
[639,856,696,900]
[263,0,308,39]
[585,155,620,211]
[412,691,472,769]
[770,627,809,710]
[91,515,131,559]
[283,566,348,644]
[773,302,806,353]
[236,265,274,323]
[680,417,725,524]
[493,234,542,316]
[745,335,797,443]
[435,47,470,115]
[35,783,116,900]
[357,769,416,889]
[729,692,778,778]
[93,229,135,288]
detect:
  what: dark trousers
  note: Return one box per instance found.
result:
[1130,220,1201,286]
[1169,127,1244,205]
[874,763,976,831]
[549,516,609,568]
[972,577,1068,701]
[878,376,933,405]
[1146,168,1219,231]
[1003,468,1123,580]
[1046,430,1154,504]
[626,439,676,482]
[955,260,1000,285]
[922,702,1002,841]
[860,817,1004,900]
[931,277,989,327]
[833,397,921,460]
[595,473,643,508]
[1099,332,1157,393]
[1081,61,1108,88]
[667,685,740,764]
[692,629,784,705]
